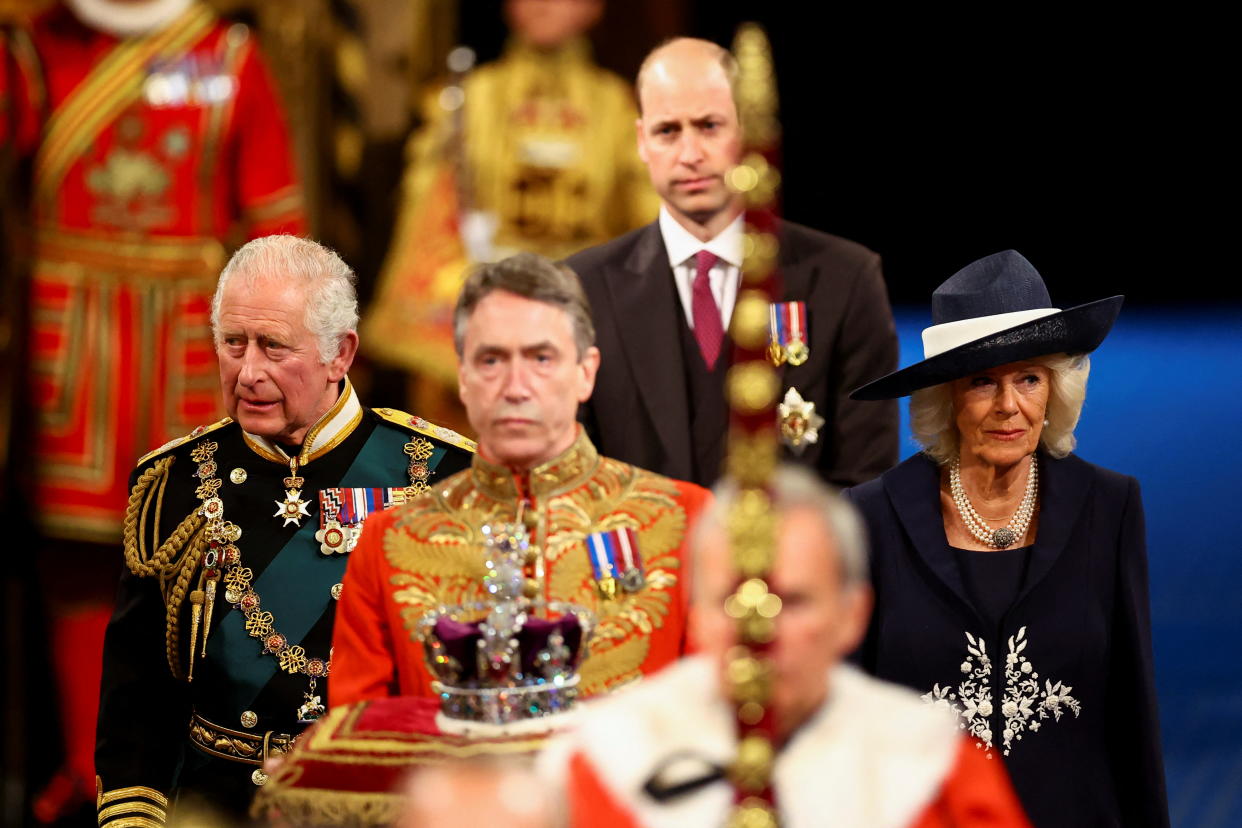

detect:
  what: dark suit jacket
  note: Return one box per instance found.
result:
[846,451,1169,828]
[566,219,899,488]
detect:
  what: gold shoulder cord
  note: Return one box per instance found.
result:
[122,454,210,679]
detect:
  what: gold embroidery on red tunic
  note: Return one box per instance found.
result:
[384,445,685,696]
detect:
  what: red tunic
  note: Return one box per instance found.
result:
[331,432,710,708]
[4,2,305,542]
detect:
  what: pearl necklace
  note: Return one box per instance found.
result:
[949,455,1038,549]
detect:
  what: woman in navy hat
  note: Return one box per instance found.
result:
[846,250,1167,827]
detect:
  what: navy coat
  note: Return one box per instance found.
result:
[846,451,1168,828]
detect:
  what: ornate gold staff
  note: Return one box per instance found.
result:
[723,22,784,828]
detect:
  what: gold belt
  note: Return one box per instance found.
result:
[35,225,225,279]
[188,712,296,766]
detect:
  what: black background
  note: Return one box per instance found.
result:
[462,4,1226,306]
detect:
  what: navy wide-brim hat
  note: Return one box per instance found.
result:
[850,250,1124,401]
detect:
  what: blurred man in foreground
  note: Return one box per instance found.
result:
[542,466,1032,827]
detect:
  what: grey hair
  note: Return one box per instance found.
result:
[453,252,595,358]
[211,235,359,364]
[635,37,740,116]
[909,353,1091,464]
[693,465,869,593]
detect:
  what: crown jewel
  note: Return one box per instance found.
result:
[421,522,593,729]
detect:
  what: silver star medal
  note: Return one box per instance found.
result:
[275,488,311,527]
[778,387,825,455]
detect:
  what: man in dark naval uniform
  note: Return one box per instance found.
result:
[94,235,474,826]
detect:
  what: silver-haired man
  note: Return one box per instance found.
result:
[542,465,1032,827]
[94,236,475,826]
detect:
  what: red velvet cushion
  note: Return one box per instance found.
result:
[252,696,550,826]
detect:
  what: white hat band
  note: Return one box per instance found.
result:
[922,308,1061,359]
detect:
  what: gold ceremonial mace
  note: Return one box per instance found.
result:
[722,22,784,828]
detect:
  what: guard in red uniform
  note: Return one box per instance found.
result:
[1,0,304,817]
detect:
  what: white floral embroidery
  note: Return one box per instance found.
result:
[923,626,1082,757]
[921,632,995,753]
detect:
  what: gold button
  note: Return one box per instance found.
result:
[230,467,248,484]
[240,710,258,728]
[521,510,538,529]
[251,768,269,786]
[331,583,343,600]
[522,578,539,599]
[523,547,538,566]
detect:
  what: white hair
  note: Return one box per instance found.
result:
[211,235,358,364]
[693,465,869,592]
[909,353,1091,465]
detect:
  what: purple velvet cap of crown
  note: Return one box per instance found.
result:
[431,614,583,682]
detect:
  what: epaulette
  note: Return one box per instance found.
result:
[372,407,477,453]
[136,418,234,467]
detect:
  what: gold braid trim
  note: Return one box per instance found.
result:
[99,818,164,828]
[163,527,208,678]
[97,801,167,823]
[122,456,209,679]
[251,786,399,827]
[97,785,169,809]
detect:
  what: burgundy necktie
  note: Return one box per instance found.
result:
[691,250,724,369]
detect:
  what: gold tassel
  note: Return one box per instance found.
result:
[188,590,205,681]
[200,576,217,658]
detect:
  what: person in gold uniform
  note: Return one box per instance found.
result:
[362,0,657,428]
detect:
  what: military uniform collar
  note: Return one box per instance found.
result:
[471,428,600,501]
[243,377,364,465]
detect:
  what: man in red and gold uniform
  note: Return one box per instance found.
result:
[1,0,303,816]
[331,253,708,706]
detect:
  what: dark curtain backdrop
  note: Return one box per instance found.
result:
[463,3,1221,306]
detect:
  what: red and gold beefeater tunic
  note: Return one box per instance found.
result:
[329,430,710,708]
[3,2,305,542]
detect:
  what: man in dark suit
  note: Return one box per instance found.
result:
[565,37,898,488]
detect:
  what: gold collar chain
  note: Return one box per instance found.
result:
[191,440,330,724]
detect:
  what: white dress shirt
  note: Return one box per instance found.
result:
[658,206,745,331]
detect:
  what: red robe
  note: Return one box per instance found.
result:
[4,1,305,543]
[545,658,1032,828]
[331,431,710,708]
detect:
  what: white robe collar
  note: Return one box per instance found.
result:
[545,656,962,828]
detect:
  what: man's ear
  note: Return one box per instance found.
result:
[328,330,359,382]
[577,346,601,403]
[837,584,874,655]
